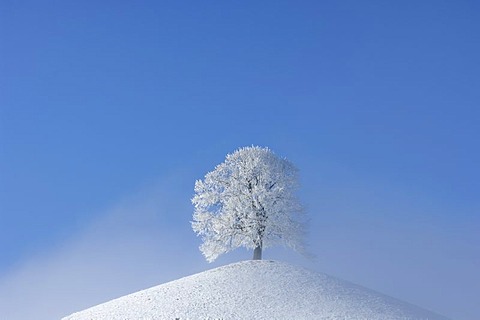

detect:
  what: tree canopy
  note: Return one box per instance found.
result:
[192,146,305,262]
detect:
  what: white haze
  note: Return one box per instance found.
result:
[0,181,212,320]
[0,166,478,320]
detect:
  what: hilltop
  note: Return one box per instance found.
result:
[63,260,448,319]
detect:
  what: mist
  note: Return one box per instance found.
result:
[0,167,478,319]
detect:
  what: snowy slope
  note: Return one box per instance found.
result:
[63,260,449,320]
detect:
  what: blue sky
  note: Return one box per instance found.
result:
[1,1,479,319]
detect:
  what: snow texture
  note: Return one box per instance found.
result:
[192,146,304,262]
[62,260,449,320]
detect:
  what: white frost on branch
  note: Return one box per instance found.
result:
[192,146,305,262]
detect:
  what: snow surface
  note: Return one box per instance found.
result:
[63,260,449,320]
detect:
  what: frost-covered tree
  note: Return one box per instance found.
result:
[192,146,304,262]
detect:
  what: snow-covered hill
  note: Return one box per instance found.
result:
[62,260,448,319]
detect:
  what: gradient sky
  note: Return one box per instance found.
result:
[1,1,479,319]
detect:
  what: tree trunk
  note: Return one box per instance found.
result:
[253,245,262,260]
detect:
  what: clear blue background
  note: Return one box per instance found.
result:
[1,1,479,319]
